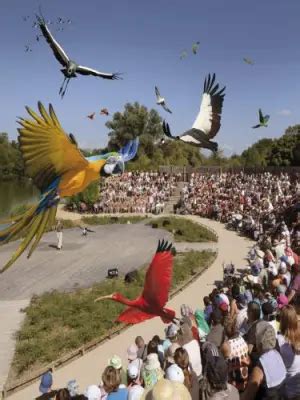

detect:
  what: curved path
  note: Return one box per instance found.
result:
[7,217,252,399]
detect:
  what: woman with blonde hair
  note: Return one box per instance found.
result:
[102,366,128,400]
[174,347,199,400]
[278,305,300,399]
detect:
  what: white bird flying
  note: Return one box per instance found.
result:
[155,86,172,114]
[162,73,226,152]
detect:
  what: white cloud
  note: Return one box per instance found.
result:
[278,109,292,116]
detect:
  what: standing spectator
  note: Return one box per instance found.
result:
[206,310,225,349]
[135,336,147,362]
[127,344,143,379]
[141,353,164,390]
[36,370,56,400]
[174,347,199,400]
[241,324,286,400]
[277,305,300,399]
[179,320,203,379]
[199,353,239,400]
[108,356,127,387]
[127,364,144,400]
[84,385,101,400]
[288,263,300,304]
[56,220,63,250]
[221,317,250,391]
[102,366,128,400]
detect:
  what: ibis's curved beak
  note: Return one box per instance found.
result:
[94,294,113,303]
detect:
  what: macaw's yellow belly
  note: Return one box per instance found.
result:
[58,160,105,197]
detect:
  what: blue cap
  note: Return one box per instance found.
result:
[39,371,53,394]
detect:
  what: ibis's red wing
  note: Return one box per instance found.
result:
[117,307,154,324]
[142,241,173,310]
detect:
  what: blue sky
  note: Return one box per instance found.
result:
[1,0,300,155]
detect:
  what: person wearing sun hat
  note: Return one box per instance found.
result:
[127,344,143,379]
[108,355,127,387]
[127,363,144,400]
[141,353,164,390]
[165,363,185,384]
[141,378,191,400]
[84,385,101,400]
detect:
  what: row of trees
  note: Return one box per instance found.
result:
[1,104,300,182]
[0,133,24,180]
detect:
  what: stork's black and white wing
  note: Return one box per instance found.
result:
[155,86,162,102]
[162,121,178,139]
[192,73,226,139]
[162,104,172,114]
[37,16,69,67]
[76,65,121,80]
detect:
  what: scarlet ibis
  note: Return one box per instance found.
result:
[94,240,177,324]
[162,73,226,153]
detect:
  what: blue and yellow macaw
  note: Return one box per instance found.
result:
[0,102,139,273]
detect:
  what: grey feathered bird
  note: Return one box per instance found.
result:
[36,15,122,98]
[155,86,172,114]
[162,73,225,152]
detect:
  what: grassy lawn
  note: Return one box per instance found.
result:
[81,215,146,225]
[12,250,216,377]
[148,217,217,242]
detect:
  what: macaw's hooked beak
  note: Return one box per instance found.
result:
[94,294,114,303]
[101,159,124,177]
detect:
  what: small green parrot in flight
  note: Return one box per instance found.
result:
[252,109,270,129]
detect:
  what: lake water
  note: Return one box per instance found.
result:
[0,179,39,218]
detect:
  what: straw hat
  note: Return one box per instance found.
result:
[141,379,191,400]
[144,353,160,371]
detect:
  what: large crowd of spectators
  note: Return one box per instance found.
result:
[179,172,300,245]
[37,171,300,400]
[68,172,180,214]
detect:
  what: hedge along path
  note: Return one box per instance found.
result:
[7,216,252,400]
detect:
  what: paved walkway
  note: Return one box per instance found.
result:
[7,216,252,399]
[0,225,172,300]
[0,300,29,395]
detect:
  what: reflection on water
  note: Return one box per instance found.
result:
[0,179,39,218]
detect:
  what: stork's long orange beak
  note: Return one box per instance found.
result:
[94,294,113,303]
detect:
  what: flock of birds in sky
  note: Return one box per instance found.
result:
[0,9,281,329]
[22,11,268,139]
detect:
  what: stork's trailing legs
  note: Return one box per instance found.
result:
[61,78,71,98]
[59,77,67,96]
[59,77,71,98]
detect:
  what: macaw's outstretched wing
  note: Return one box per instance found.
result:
[18,102,88,192]
[0,103,89,272]
[119,137,139,162]
[85,138,139,163]
[142,240,173,310]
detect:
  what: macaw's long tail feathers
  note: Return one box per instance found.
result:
[0,186,59,273]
